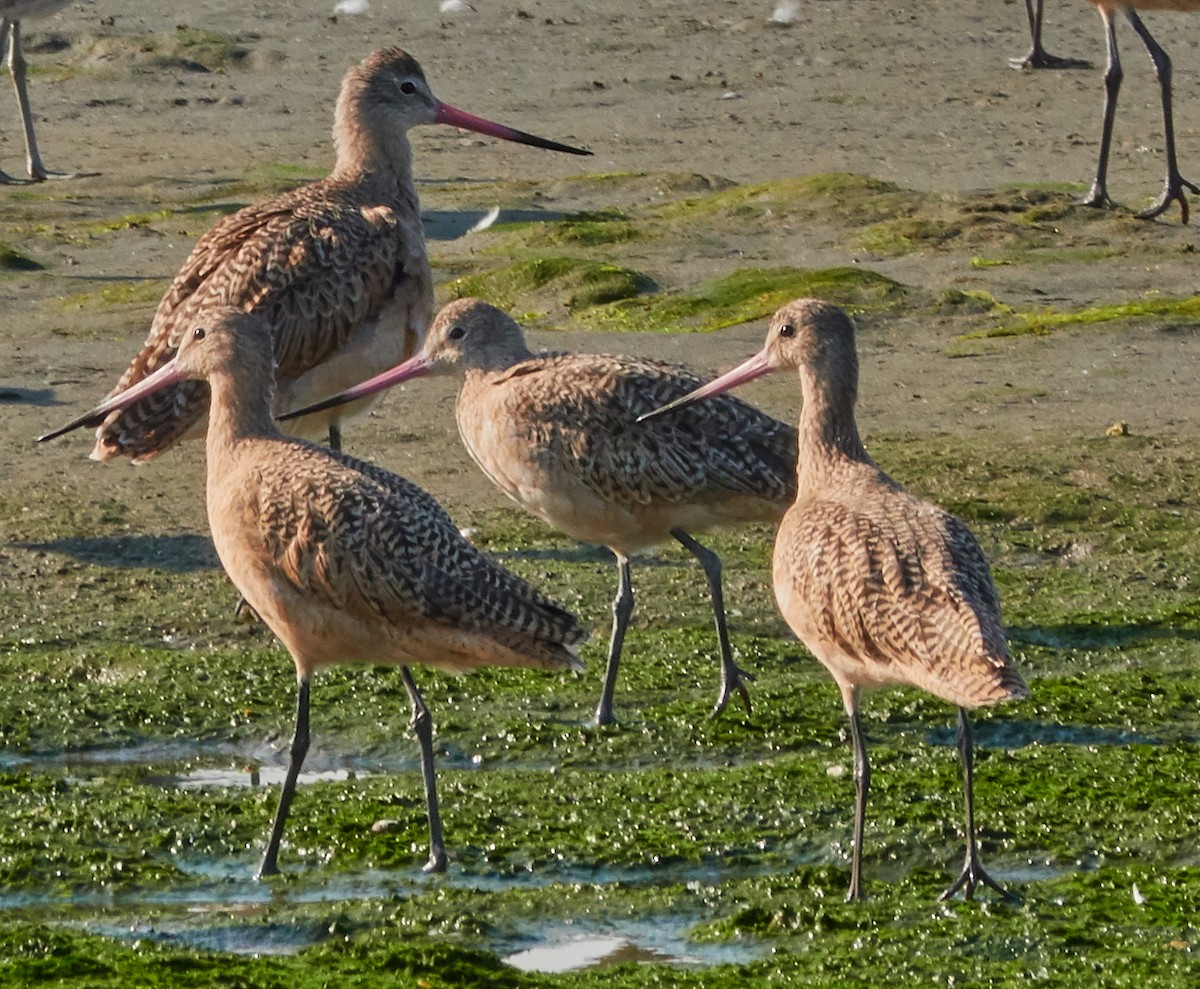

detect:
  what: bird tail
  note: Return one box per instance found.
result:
[971,661,1029,707]
[90,379,209,463]
[485,597,587,673]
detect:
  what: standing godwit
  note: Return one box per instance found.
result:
[39,307,586,877]
[1081,1,1200,221]
[279,298,798,726]
[56,47,588,462]
[0,0,79,183]
[643,299,1029,901]
[1012,0,1090,69]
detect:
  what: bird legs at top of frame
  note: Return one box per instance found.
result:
[0,18,94,184]
[1081,7,1198,223]
[1010,0,1090,71]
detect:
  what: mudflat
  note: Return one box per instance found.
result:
[2,1,1200,985]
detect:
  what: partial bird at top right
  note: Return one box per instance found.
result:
[1079,1,1200,223]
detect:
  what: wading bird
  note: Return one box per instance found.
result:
[40,307,586,877]
[642,299,1028,901]
[280,298,798,726]
[48,46,589,462]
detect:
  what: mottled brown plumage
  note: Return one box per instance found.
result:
[644,298,1028,902]
[86,47,588,463]
[52,307,585,877]
[445,304,796,551]
[279,297,797,725]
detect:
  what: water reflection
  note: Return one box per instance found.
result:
[503,919,761,973]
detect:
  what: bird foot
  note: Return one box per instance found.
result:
[711,664,755,719]
[33,167,99,181]
[422,848,448,874]
[1136,175,1200,224]
[1079,186,1118,211]
[0,167,97,185]
[1009,49,1091,71]
[590,696,617,727]
[939,857,1020,903]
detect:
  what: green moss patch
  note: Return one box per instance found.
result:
[497,210,642,249]
[653,172,916,226]
[444,257,653,313]
[58,280,169,312]
[443,261,907,332]
[966,295,1200,339]
[576,266,909,333]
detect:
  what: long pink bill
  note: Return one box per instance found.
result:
[37,358,186,444]
[637,348,774,423]
[434,102,591,156]
[277,354,435,423]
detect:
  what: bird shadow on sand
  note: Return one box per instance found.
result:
[916,620,1200,751]
[1008,621,1200,651]
[488,543,611,566]
[14,534,220,572]
[0,386,61,407]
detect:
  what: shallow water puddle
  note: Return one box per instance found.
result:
[91,918,328,957]
[5,738,390,789]
[1,738,246,770]
[172,764,371,789]
[170,858,737,896]
[82,913,764,968]
[503,919,763,973]
[506,935,667,972]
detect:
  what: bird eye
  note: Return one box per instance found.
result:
[400,81,417,95]
[778,322,795,338]
[448,325,466,341]
[192,327,207,341]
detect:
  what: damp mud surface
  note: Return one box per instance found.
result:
[2,1,1200,986]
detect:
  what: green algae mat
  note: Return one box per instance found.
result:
[2,432,1199,987]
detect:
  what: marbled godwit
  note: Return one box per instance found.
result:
[643,299,1028,901]
[44,47,589,460]
[0,0,80,183]
[40,308,586,877]
[280,298,798,726]
[1081,1,1200,221]
[1012,0,1090,69]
